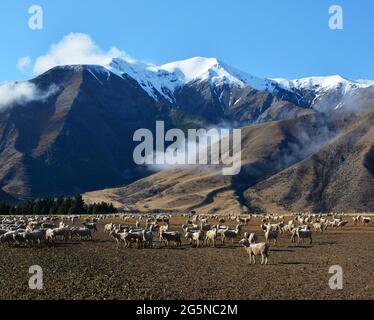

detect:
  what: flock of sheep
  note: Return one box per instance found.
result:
[0,212,372,266]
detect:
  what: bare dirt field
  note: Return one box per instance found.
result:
[0,216,373,300]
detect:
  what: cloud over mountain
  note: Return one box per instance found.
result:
[33,33,133,74]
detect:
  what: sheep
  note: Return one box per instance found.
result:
[41,222,55,229]
[109,231,128,247]
[142,230,154,248]
[53,227,71,241]
[185,230,204,248]
[182,224,199,233]
[200,222,211,232]
[104,223,114,234]
[205,228,218,247]
[363,217,372,226]
[221,224,243,245]
[160,231,182,248]
[237,217,251,225]
[313,223,324,233]
[159,225,169,242]
[0,231,18,246]
[239,238,270,265]
[71,228,92,240]
[353,216,360,225]
[13,231,28,246]
[24,229,46,246]
[82,222,98,233]
[122,230,144,248]
[264,227,280,245]
[337,220,348,229]
[291,227,313,244]
[46,229,56,243]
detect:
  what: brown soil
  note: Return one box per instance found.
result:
[0,216,373,300]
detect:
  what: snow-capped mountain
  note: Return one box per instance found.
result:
[273,75,374,111]
[106,57,278,103]
[102,56,374,113]
[1,57,374,202]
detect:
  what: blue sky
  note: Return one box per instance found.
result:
[0,0,373,82]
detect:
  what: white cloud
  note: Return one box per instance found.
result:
[17,56,32,72]
[0,82,59,110]
[33,32,132,74]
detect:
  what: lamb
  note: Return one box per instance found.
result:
[239,238,270,265]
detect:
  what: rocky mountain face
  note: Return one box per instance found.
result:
[1,56,374,210]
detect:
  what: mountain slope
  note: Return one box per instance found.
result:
[245,108,374,213]
[83,112,341,213]
[0,65,208,199]
[1,56,374,205]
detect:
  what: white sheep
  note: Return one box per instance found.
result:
[185,230,204,248]
[239,237,270,265]
[205,228,218,247]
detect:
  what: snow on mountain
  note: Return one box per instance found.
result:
[86,55,374,112]
[272,75,374,111]
[272,75,374,92]
[105,57,278,103]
